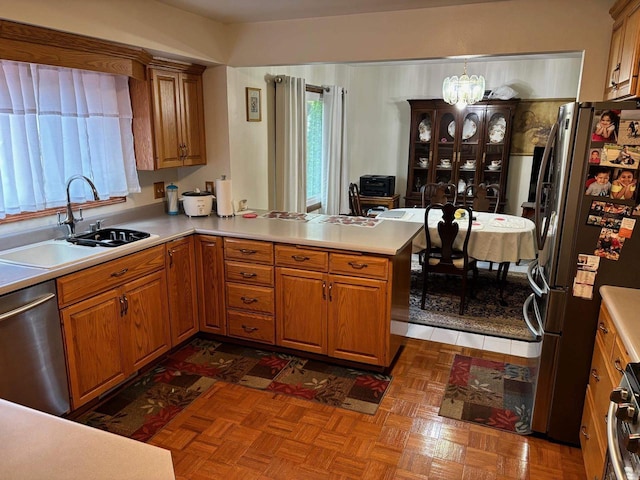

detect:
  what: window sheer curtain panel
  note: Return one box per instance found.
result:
[0,61,140,219]
[321,86,348,215]
[274,75,307,213]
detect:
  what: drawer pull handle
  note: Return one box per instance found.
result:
[239,249,257,255]
[348,261,368,270]
[598,322,608,334]
[580,426,589,439]
[322,281,327,300]
[168,249,174,268]
[292,255,310,262]
[590,368,600,382]
[241,296,258,304]
[119,296,126,317]
[614,359,624,373]
[111,268,129,278]
[240,272,257,278]
[242,325,258,333]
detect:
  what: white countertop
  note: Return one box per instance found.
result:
[600,285,640,362]
[0,210,422,296]
[0,399,175,480]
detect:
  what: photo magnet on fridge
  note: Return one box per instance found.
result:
[619,109,640,145]
[591,109,620,143]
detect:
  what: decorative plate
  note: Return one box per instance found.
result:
[462,118,477,140]
[447,121,455,138]
[418,119,431,142]
[489,127,505,143]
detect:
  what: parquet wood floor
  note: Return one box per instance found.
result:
[149,338,586,479]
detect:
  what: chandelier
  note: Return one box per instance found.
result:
[442,61,485,108]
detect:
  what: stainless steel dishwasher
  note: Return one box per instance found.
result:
[0,280,70,415]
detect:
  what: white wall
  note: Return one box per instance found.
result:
[225,56,581,214]
[0,0,611,234]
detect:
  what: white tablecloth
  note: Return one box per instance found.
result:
[379,208,537,263]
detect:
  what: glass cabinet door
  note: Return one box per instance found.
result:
[408,108,435,199]
[433,110,456,185]
[456,109,484,197]
[480,108,510,188]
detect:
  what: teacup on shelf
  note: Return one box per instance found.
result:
[440,159,451,168]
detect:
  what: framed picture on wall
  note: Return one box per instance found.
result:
[246,87,262,122]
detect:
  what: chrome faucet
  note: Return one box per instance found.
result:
[58,175,100,237]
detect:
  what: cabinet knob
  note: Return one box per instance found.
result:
[590,368,600,382]
[598,322,609,334]
[580,425,589,439]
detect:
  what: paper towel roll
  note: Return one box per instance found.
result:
[215,176,234,217]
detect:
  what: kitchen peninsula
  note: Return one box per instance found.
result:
[0,207,422,414]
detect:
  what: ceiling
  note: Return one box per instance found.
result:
[156,0,505,24]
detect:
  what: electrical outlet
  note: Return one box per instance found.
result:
[205,181,214,193]
[154,181,165,199]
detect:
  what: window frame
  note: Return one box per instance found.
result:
[306,84,324,213]
[0,20,150,225]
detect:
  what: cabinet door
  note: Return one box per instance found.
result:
[166,236,198,346]
[434,106,484,187]
[151,69,183,169]
[605,2,640,100]
[406,102,436,205]
[122,271,171,371]
[60,290,127,408]
[327,275,387,365]
[180,73,206,166]
[276,268,328,354]
[195,235,226,335]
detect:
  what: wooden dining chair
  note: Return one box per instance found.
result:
[420,183,457,207]
[420,202,478,314]
[348,182,364,216]
[463,183,501,213]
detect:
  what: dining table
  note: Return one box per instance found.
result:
[378,207,537,303]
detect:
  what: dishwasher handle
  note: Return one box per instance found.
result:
[0,293,56,323]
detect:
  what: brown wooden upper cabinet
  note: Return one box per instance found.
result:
[131,60,207,170]
[605,0,640,100]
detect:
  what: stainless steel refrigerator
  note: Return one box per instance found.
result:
[525,101,640,445]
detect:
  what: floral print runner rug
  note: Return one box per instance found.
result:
[439,354,535,434]
[77,338,392,442]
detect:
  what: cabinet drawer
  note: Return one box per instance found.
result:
[580,387,607,480]
[275,245,328,271]
[597,303,616,360]
[227,310,274,344]
[330,253,388,279]
[224,238,273,264]
[611,335,630,383]
[225,261,273,286]
[226,283,274,314]
[57,245,165,307]
[589,338,616,426]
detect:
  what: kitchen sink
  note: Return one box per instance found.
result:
[68,228,151,248]
[0,229,156,269]
[0,240,110,269]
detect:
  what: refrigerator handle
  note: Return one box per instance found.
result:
[535,120,559,251]
[523,293,543,340]
[526,259,549,296]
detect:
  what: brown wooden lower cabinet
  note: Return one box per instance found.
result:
[58,248,171,409]
[580,302,630,480]
[166,236,198,346]
[195,235,226,335]
[275,246,391,366]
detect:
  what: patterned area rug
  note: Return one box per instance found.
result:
[439,354,536,434]
[77,338,392,441]
[410,261,536,342]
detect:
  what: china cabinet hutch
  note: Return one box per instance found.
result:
[405,99,519,209]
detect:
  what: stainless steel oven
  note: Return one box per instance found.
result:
[606,364,640,479]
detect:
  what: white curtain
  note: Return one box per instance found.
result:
[274,75,307,213]
[0,61,140,219]
[321,86,349,215]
